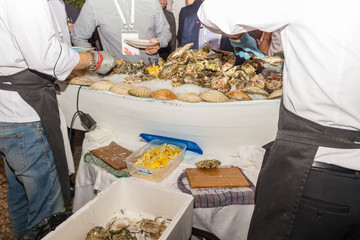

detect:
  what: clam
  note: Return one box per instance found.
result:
[90,79,114,91]
[68,76,94,86]
[128,86,152,98]
[226,90,252,101]
[240,86,269,96]
[267,89,283,99]
[177,93,203,103]
[110,83,134,95]
[151,89,177,100]
[199,90,230,103]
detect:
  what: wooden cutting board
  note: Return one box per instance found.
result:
[90,144,132,170]
[185,167,249,188]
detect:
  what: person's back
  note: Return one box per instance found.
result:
[199,1,360,239]
[71,0,171,64]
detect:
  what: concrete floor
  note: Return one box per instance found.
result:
[0,130,84,239]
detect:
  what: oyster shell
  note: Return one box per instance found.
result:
[128,86,152,98]
[226,90,252,101]
[267,89,283,99]
[90,79,114,91]
[199,90,230,103]
[151,89,177,100]
[177,93,203,103]
[111,228,136,240]
[68,76,94,86]
[195,159,222,169]
[109,217,130,234]
[85,226,109,240]
[110,83,134,95]
[139,219,160,234]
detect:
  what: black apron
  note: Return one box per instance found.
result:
[0,69,71,206]
[247,101,360,240]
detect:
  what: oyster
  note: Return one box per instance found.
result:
[124,74,156,83]
[110,83,134,95]
[195,159,221,169]
[109,217,130,234]
[226,90,252,101]
[211,75,231,93]
[177,93,203,103]
[90,80,114,91]
[200,90,230,103]
[111,228,135,240]
[151,89,177,100]
[85,226,109,240]
[128,86,152,98]
[139,219,161,234]
[167,42,194,60]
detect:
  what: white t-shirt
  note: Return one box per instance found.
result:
[0,0,79,122]
[198,0,360,170]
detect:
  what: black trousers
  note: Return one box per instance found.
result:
[290,165,360,240]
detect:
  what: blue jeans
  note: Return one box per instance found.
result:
[0,121,64,239]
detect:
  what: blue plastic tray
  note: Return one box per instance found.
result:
[139,133,203,155]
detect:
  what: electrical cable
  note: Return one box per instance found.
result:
[53,43,62,79]
[68,85,83,144]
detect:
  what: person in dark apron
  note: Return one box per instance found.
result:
[0,2,116,238]
[197,0,360,239]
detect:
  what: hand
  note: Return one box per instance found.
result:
[67,23,74,32]
[92,51,116,75]
[145,38,160,55]
[230,33,265,60]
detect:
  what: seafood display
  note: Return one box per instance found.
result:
[68,43,284,102]
[85,213,171,240]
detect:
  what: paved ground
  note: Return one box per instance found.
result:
[0,130,84,239]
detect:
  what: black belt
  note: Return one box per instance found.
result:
[312,161,360,175]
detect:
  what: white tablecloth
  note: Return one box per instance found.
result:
[73,129,264,240]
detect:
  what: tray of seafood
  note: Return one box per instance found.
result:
[42,178,194,240]
[126,139,187,183]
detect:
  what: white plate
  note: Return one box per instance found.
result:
[124,39,159,49]
[71,46,96,52]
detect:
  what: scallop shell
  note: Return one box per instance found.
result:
[110,83,134,95]
[241,86,269,96]
[151,89,177,100]
[128,86,152,98]
[68,76,94,86]
[199,90,230,103]
[267,89,283,99]
[177,93,203,103]
[226,90,252,101]
[90,79,114,91]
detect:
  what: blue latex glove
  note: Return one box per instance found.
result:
[230,33,265,60]
[93,51,116,75]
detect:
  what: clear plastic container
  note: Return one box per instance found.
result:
[126,139,187,182]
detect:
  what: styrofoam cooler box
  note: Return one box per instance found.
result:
[43,178,194,240]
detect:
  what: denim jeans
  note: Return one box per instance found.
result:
[0,121,64,239]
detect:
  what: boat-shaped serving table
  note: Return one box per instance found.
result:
[57,84,280,157]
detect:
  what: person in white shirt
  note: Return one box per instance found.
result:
[0,1,115,238]
[198,0,360,239]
